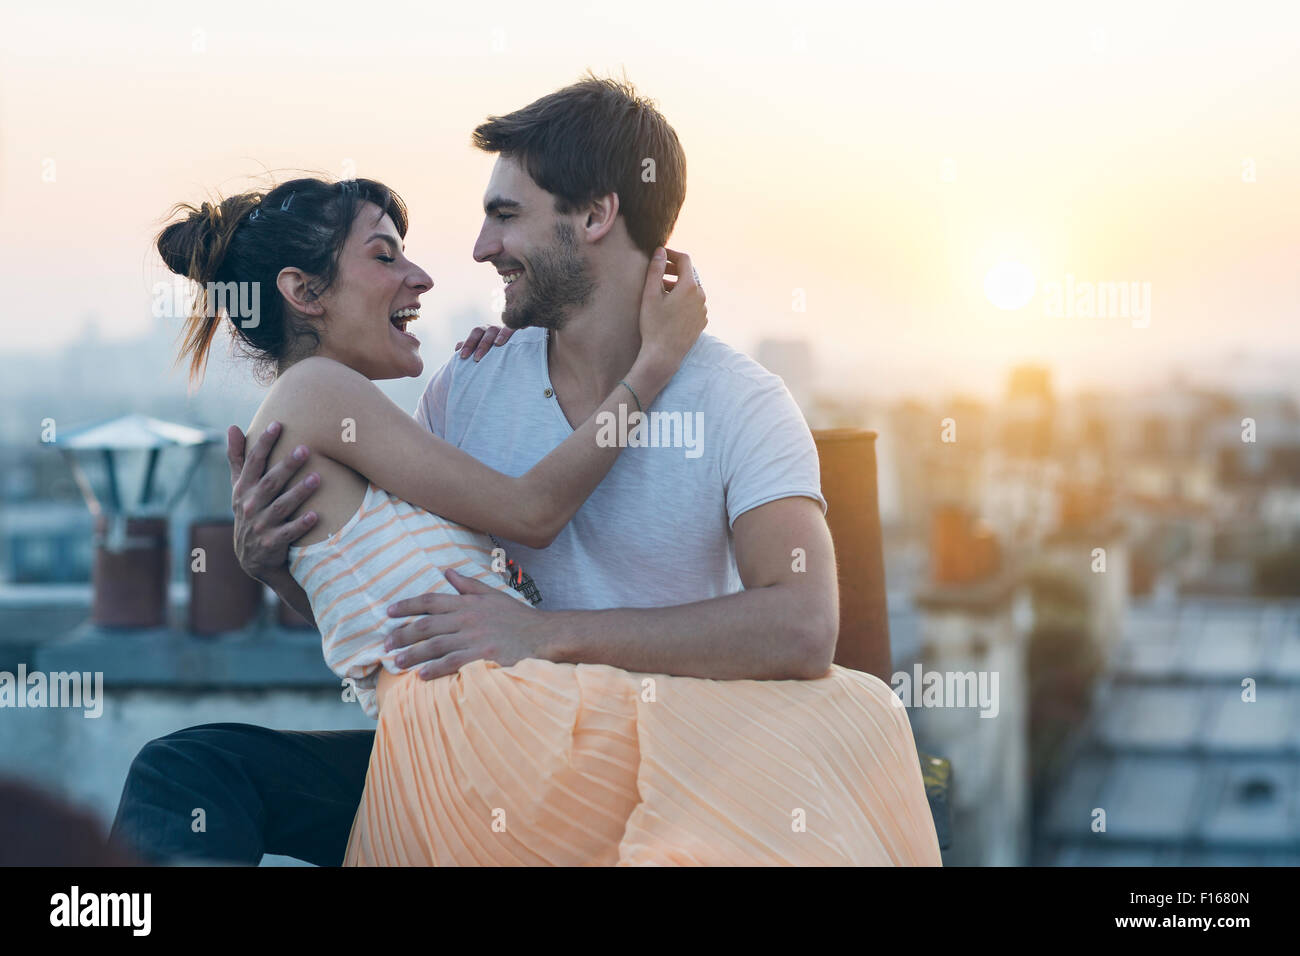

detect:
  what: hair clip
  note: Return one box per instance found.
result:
[248,207,260,221]
[339,179,359,197]
[280,191,296,212]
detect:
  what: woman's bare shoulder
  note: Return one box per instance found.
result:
[247,357,407,471]
[251,358,369,428]
[273,355,368,395]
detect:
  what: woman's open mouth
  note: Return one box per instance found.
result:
[390,307,420,344]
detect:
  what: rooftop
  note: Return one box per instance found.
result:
[1038,596,1300,864]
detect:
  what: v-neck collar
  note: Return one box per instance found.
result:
[539,329,576,434]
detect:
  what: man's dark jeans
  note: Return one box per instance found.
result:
[109,723,374,866]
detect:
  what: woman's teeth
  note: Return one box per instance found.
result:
[390,307,419,328]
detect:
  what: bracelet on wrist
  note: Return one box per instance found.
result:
[618,379,643,414]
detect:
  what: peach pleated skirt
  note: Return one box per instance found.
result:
[343,658,942,866]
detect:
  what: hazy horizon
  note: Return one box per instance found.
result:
[3,0,1297,404]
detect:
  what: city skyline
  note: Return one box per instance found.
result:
[2,0,1297,406]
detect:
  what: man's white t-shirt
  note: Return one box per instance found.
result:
[414,328,826,611]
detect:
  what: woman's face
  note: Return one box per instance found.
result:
[312,202,433,380]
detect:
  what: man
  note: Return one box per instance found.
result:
[110,74,837,865]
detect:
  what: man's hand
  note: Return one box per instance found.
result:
[453,324,513,361]
[228,422,321,581]
[383,569,551,680]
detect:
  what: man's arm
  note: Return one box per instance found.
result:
[546,496,839,679]
[385,495,840,681]
[227,422,320,626]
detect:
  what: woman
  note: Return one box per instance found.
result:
[159,176,941,866]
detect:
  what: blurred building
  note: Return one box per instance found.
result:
[0,503,93,583]
[1038,598,1300,864]
[908,505,1034,866]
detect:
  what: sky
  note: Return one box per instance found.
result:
[1,0,1298,402]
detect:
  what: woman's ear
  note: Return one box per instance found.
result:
[276,267,325,316]
[582,192,620,243]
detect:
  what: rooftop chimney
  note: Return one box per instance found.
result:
[54,414,217,629]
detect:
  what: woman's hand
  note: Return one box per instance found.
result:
[454,324,514,361]
[635,248,707,382]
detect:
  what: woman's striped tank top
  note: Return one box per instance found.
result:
[288,481,530,718]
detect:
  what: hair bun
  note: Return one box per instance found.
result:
[156,193,260,283]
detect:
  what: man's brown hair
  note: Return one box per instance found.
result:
[472,73,686,256]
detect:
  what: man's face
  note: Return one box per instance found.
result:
[473,155,594,331]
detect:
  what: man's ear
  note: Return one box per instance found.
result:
[582,192,620,243]
[276,267,325,316]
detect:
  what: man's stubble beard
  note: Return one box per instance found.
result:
[501,221,596,332]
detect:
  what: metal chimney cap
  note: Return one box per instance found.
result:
[54,414,219,451]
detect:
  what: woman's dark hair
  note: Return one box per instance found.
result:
[472,73,686,256]
[156,176,409,384]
